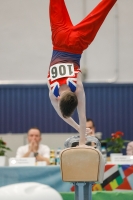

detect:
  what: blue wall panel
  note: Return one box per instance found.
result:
[0,84,133,141]
[0,85,77,134]
[84,84,133,140]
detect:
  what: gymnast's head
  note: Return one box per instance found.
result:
[59,91,78,118]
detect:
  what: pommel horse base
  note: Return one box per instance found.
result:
[60,146,105,200]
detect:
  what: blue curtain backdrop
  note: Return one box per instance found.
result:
[0,84,133,140]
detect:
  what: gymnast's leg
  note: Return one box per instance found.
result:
[49,0,73,45]
[73,0,117,50]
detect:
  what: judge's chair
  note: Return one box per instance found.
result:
[60,136,105,200]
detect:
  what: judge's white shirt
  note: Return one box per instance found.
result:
[16,144,50,158]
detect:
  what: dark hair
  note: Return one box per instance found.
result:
[59,91,78,118]
[86,118,95,128]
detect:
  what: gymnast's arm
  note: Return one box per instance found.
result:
[49,91,80,132]
[75,73,86,145]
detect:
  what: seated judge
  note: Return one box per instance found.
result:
[126,141,133,155]
[16,127,50,165]
[86,118,96,136]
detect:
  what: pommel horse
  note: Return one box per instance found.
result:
[60,136,105,200]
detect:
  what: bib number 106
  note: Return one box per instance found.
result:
[50,63,74,81]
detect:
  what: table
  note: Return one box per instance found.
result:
[0,165,133,192]
[0,166,72,192]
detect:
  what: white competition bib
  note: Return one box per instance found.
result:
[50,63,74,81]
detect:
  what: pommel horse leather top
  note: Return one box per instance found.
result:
[60,146,105,183]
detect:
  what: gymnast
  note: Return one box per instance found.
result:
[47,0,117,146]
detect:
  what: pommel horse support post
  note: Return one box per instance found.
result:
[60,137,105,200]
